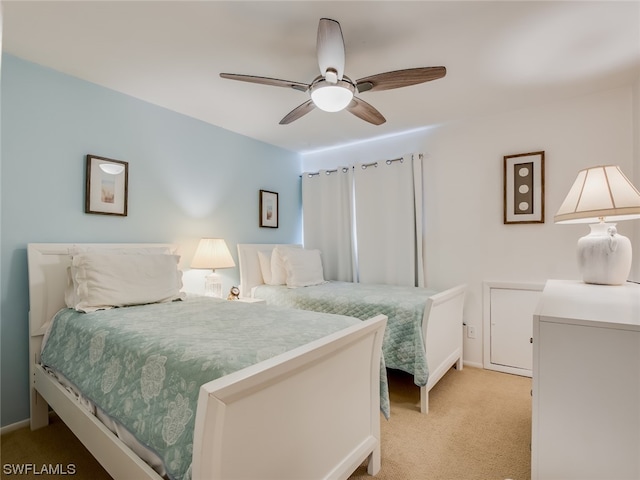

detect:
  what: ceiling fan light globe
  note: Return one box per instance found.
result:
[311,81,354,112]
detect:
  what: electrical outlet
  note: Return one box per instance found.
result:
[467,325,476,339]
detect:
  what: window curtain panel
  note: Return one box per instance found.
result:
[302,168,356,282]
[354,154,424,287]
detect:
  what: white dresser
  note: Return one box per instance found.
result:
[532,280,640,480]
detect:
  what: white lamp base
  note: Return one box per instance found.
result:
[577,223,632,285]
[204,271,223,298]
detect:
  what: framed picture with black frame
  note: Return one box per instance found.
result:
[259,189,278,228]
[85,154,129,216]
[503,151,545,224]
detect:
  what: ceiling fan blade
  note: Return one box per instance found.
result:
[220,73,309,92]
[346,97,386,125]
[279,100,316,125]
[317,18,345,82]
[356,66,446,93]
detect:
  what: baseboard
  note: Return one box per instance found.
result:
[1,412,58,436]
[463,360,483,369]
[485,363,532,378]
[1,418,29,435]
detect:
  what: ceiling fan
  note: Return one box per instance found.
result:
[220,18,446,126]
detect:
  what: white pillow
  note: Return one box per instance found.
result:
[64,267,80,309]
[269,246,301,285]
[257,250,273,284]
[280,248,326,288]
[69,245,177,255]
[68,253,185,312]
[64,246,178,306]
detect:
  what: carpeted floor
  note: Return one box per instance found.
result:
[350,366,532,480]
[1,366,531,480]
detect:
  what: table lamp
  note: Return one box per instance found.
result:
[554,165,640,285]
[191,238,236,297]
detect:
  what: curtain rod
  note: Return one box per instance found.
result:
[304,167,350,178]
[301,154,422,178]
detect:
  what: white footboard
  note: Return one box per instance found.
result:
[193,315,387,480]
[420,284,466,413]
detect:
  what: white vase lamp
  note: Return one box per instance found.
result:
[577,223,632,285]
[554,165,640,286]
[191,238,236,297]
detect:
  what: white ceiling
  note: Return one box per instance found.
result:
[3,1,639,154]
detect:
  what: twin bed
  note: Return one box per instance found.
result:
[28,242,466,480]
[28,243,387,480]
[237,244,467,415]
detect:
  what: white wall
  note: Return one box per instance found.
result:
[302,85,637,367]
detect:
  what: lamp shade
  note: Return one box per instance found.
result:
[554,165,640,224]
[191,238,235,270]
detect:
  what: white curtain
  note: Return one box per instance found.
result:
[302,168,356,281]
[354,154,424,286]
[302,154,424,287]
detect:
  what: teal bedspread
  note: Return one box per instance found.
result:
[253,281,436,387]
[41,296,389,480]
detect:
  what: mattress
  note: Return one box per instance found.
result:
[252,281,437,386]
[41,296,389,480]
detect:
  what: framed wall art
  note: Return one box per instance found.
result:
[503,151,545,224]
[259,189,278,228]
[85,154,129,216]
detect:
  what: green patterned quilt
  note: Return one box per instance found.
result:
[41,296,389,480]
[253,281,436,387]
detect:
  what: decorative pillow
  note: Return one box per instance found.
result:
[269,245,301,285]
[68,253,185,312]
[280,248,326,288]
[257,250,273,284]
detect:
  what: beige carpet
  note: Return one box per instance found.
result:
[350,367,532,480]
[1,367,531,480]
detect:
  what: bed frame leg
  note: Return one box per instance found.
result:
[367,443,381,475]
[30,388,49,430]
[420,386,429,414]
[456,355,463,370]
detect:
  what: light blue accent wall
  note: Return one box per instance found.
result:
[0,54,302,427]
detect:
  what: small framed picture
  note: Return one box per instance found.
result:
[259,190,278,228]
[503,151,545,224]
[85,154,128,216]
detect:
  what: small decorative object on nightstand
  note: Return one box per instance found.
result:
[191,238,236,298]
[227,286,240,301]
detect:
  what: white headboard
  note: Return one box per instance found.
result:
[236,244,301,297]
